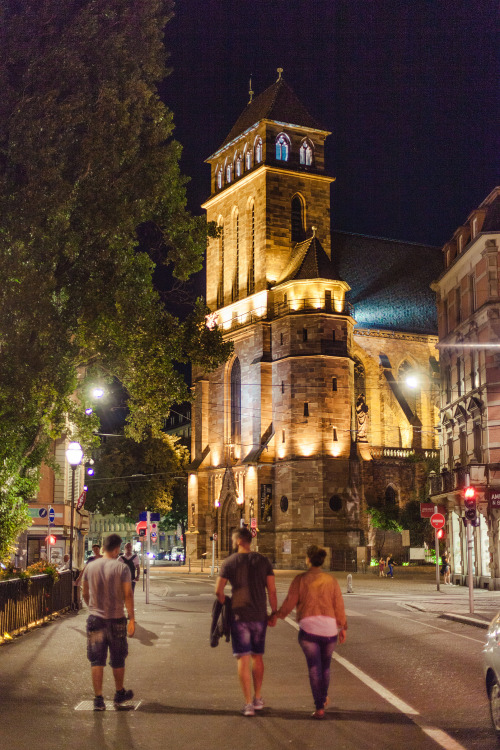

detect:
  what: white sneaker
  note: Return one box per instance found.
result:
[242,703,255,716]
[253,696,264,711]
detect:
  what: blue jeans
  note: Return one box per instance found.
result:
[388,564,394,577]
[298,630,337,710]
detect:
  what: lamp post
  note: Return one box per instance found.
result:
[66,441,83,571]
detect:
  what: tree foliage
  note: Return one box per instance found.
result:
[0,0,231,557]
[85,433,189,518]
[159,481,188,554]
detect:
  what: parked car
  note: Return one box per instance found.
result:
[483,611,500,738]
[170,547,185,562]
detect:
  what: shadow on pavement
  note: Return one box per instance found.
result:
[132,623,159,646]
[138,702,415,724]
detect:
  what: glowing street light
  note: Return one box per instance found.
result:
[405,375,419,389]
[65,441,83,572]
[92,387,104,399]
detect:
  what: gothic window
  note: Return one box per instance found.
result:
[217,220,224,308]
[226,163,232,183]
[230,358,241,444]
[245,146,252,171]
[235,154,243,177]
[275,133,290,161]
[232,211,239,302]
[300,139,313,166]
[247,203,255,294]
[254,137,262,164]
[291,195,305,242]
[217,168,223,190]
[398,360,418,415]
[385,486,397,507]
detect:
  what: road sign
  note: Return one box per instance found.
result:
[139,511,161,522]
[38,507,48,518]
[250,517,257,529]
[48,507,55,524]
[136,520,147,534]
[488,489,500,510]
[430,513,445,530]
[420,503,446,518]
[151,531,157,542]
[213,533,218,541]
[139,528,146,537]
[150,512,160,522]
[251,528,257,538]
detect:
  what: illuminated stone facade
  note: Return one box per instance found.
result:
[188,76,440,568]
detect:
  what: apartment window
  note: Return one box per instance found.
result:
[332,427,338,441]
[473,422,482,462]
[280,333,283,345]
[303,402,309,417]
[469,274,476,314]
[459,430,467,466]
[447,436,454,471]
[332,377,337,392]
[281,381,285,394]
[445,365,452,403]
[457,357,463,397]
[303,328,308,342]
[443,299,449,334]
[455,287,461,324]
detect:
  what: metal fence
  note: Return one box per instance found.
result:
[330,550,358,572]
[0,571,73,637]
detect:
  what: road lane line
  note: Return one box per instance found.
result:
[373,611,484,644]
[344,608,367,617]
[284,616,467,750]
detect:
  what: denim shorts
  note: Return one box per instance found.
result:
[86,615,128,668]
[230,620,267,657]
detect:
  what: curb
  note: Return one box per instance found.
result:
[440,612,490,629]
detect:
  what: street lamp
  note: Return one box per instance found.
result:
[66,441,83,571]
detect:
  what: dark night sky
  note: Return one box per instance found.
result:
[162,0,498,248]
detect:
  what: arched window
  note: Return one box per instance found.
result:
[291,195,305,243]
[254,137,262,164]
[233,210,239,302]
[217,219,224,308]
[275,133,290,161]
[385,486,397,507]
[235,154,242,177]
[248,203,255,294]
[398,360,418,415]
[300,140,313,166]
[226,163,232,184]
[245,146,252,170]
[231,358,241,444]
[217,167,223,190]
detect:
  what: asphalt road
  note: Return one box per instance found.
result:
[0,571,497,750]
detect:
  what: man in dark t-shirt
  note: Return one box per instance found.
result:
[216,527,277,717]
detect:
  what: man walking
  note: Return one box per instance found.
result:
[120,542,140,592]
[81,533,135,710]
[215,527,277,716]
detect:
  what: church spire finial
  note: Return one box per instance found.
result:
[276,67,283,81]
[248,76,254,104]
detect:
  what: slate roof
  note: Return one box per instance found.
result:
[481,192,500,232]
[221,78,324,147]
[277,234,338,284]
[333,231,442,335]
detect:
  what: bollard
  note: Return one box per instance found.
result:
[346,573,353,593]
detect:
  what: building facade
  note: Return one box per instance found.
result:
[430,187,500,588]
[188,75,440,568]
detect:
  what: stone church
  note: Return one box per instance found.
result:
[187,73,442,568]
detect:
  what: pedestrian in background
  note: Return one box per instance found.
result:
[378,557,386,577]
[120,542,140,593]
[215,527,277,717]
[274,545,347,719]
[386,556,396,578]
[441,551,451,585]
[81,533,135,711]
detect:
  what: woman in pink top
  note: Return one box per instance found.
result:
[275,545,347,719]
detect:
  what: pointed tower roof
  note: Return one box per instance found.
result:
[221,76,326,148]
[277,232,339,284]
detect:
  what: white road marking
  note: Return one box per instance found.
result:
[344,608,367,617]
[174,594,189,597]
[284,616,468,750]
[372,609,484,643]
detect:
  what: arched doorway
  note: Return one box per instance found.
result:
[221,494,241,557]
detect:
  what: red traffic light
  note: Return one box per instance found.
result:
[436,528,446,540]
[45,535,56,545]
[464,486,476,501]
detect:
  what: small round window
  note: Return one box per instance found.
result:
[280,496,289,513]
[329,495,342,512]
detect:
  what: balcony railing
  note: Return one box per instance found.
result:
[274,298,354,318]
[429,463,490,496]
[371,447,439,460]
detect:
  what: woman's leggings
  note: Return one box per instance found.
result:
[298,630,338,710]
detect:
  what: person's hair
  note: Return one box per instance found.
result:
[103,534,122,552]
[234,527,253,546]
[92,544,101,551]
[306,545,327,567]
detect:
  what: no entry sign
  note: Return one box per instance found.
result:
[430,513,445,530]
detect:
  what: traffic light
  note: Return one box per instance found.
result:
[464,486,477,525]
[437,528,446,540]
[46,535,56,545]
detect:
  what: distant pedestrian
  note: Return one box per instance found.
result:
[275,545,347,719]
[57,554,70,572]
[215,527,277,717]
[441,552,451,585]
[81,533,135,711]
[120,543,140,593]
[386,556,396,578]
[76,544,103,587]
[378,557,386,577]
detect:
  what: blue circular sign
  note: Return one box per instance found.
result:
[48,508,55,523]
[38,508,48,518]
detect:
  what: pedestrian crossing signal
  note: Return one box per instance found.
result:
[464,487,477,524]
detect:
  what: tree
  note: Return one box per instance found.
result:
[85,433,188,519]
[366,507,403,558]
[399,499,434,548]
[0,1,231,559]
[159,481,188,556]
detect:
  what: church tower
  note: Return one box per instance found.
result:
[188,72,362,567]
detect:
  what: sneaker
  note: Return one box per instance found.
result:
[253,696,264,711]
[93,695,106,711]
[113,688,134,707]
[312,709,325,719]
[242,703,255,716]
